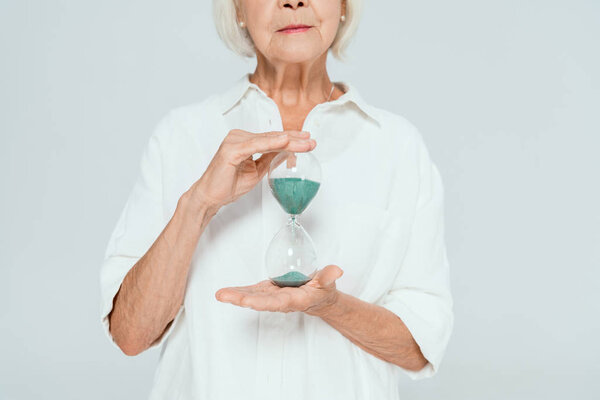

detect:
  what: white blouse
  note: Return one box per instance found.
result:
[100,73,454,400]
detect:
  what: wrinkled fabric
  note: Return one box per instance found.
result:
[99,73,454,400]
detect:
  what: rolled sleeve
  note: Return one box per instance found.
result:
[378,134,454,380]
[99,113,183,352]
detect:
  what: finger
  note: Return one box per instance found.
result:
[262,130,310,139]
[245,290,294,312]
[215,280,278,303]
[313,265,344,288]
[257,150,296,174]
[241,138,315,170]
[286,153,297,168]
[255,280,281,292]
[251,134,315,154]
[255,151,279,178]
[256,148,293,177]
[258,136,316,154]
[215,288,246,304]
[229,135,311,165]
[230,130,310,143]
[241,293,275,311]
[223,290,271,310]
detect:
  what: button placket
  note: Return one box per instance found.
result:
[257,100,286,400]
[256,97,328,399]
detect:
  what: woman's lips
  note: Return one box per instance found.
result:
[277,25,312,34]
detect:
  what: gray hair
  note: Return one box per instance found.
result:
[212,0,362,62]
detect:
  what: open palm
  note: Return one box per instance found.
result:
[215,265,344,316]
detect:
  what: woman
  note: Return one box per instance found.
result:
[100,0,454,398]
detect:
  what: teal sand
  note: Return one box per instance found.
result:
[271,271,312,287]
[269,177,320,215]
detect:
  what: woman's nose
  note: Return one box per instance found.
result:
[281,0,306,10]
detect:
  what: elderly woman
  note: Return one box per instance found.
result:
[100,0,454,398]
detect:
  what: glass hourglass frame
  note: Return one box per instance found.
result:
[265,150,321,287]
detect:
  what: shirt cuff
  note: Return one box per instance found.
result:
[379,298,452,380]
[99,255,183,353]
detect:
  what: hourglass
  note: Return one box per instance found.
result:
[265,150,321,287]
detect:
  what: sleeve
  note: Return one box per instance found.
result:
[376,132,454,380]
[99,112,184,352]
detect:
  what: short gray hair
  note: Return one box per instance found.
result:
[212,0,362,62]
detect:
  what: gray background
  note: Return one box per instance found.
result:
[1,0,598,399]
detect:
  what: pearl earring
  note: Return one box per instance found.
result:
[340,15,346,22]
[239,21,245,28]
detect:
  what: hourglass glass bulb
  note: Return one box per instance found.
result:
[267,151,322,216]
[265,217,318,287]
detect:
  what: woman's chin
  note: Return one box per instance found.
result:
[268,47,325,64]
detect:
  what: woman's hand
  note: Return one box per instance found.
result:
[216,263,429,371]
[215,265,344,317]
[189,129,316,213]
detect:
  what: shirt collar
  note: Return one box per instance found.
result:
[219,73,382,127]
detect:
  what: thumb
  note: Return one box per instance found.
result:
[255,152,278,178]
[315,265,344,288]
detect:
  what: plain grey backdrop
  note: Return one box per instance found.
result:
[1,0,598,399]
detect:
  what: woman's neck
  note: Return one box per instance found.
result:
[250,52,343,108]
